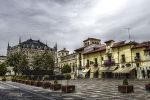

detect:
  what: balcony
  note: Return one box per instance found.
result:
[134,56,141,62]
[93,63,98,67]
[103,59,115,66]
[120,59,126,63]
[86,63,90,67]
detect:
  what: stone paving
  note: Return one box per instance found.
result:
[0,79,150,100]
[63,79,150,100]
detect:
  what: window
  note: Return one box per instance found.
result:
[79,53,81,59]
[136,63,140,67]
[136,53,140,58]
[79,61,82,67]
[121,54,126,62]
[87,60,89,65]
[94,58,98,64]
[101,57,103,61]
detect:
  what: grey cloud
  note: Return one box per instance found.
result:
[0,0,150,55]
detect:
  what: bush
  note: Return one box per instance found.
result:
[62,65,71,74]
[43,75,49,81]
[123,79,128,85]
[65,74,71,80]
[54,79,58,84]
[34,81,42,87]
[2,77,6,81]
[0,63,7,76]
[42,82,51,89]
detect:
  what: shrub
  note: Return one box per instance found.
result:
[2,77,6,81]
[62,65,71,74]
[123,79,128,85]
[42,82,51,89]
[65,74,71,80]
[54,79,58,84]
[43,75,49,81]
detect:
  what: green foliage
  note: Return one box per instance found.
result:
[61,65,71,74]
[123,79,128,85]
[32,52,54,71]
[54,79,58,84]
[6,52,29,75]
[65,74,71,80]
[43,75,49,80]
[2,76,6,81]
[0,63,7,76]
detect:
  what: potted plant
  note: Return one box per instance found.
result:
[145,83,150,91]
[1,76,6,81]
[61,74,75,93]
[34,81,42,87]
[11,76,16,82]
[25,80,31,85]
[42,81,51,89]
[50,79,61,91]
[118,79,134,93]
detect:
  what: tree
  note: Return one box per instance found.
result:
[18,54,29,74]
[61,64,71,74]
[6,52,29,75]
[0,63,7,76]
[62,65,72,91]
[32,52,55,71]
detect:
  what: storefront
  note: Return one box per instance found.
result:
[99,66,117,78]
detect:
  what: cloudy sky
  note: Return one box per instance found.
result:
[0,0,150,55]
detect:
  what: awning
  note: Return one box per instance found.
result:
[113,68,124,73]
[113,66,136,74]
[82,68,90,77]
[91,68,99,73]
[99,66,117,72]
[122,66,136,73]
[82,68,90,73]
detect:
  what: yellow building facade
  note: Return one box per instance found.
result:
[57,48,77,79]
[75,38,150,79]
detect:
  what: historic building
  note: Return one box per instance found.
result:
[75,38,150,79]
[57,48,77,79]
[7,38,57,68]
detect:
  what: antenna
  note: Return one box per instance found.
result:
[124,27,131,42]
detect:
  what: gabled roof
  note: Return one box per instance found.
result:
[83,38,100,42]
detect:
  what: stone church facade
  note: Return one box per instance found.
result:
[7,38,57,71]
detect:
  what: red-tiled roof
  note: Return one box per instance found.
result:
[112,41,125,48]
[83,45,106,55]
[112,41,138,48]
[74,46,85,52]
[132,41,150,49]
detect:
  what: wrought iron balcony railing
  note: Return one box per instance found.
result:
[134,56,141,61]
[103,59,115,66]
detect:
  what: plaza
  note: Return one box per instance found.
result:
[0,79,150,100]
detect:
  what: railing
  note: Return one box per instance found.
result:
[120,59,126,63]
[93,63,98,67]
[103,59,115,66]
[86,63,90,67]
[134,56,141,61]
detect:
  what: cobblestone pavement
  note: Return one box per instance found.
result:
[0,79,150,100]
